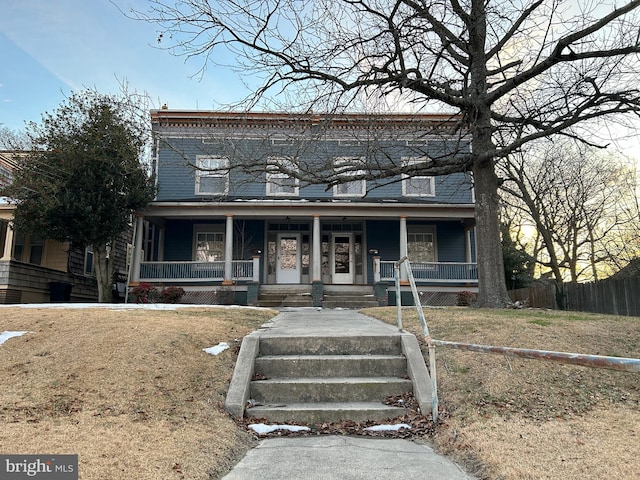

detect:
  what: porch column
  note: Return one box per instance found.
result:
[1,222,14,260]
[312,215,321,282]
[131,216,144,282]
[465,227,472,263]
[158,227,165,262]
[223,215,233,284]
[399,216,408,281]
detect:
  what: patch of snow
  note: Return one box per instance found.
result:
[364,424,412,432]
[203,342,229,355]
[0,331,31,345]
[248,423,310,435]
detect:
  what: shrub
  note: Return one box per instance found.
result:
[160,286,186,304]
[131,282,159,304]
[457,290,477,306]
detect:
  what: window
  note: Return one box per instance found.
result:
[0,220,7,257]
[266,157,299,196]
[195,232,225,262]
[333,157,365,197]
[407,227,436,263]
[12,232,43,265]
[402,158,435,197]
[84,245,94,275]
[195,156,229,195]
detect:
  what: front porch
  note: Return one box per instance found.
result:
[129,200,478,305]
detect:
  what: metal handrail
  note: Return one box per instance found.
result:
[394,256,439,422]
[393,256,640,424]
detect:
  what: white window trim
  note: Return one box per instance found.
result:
[402,158,436,197]
[333,157,366,197]
[266,157,299,197]
[195,156,229,195]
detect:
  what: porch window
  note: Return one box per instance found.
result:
[266,157,299,196]
[195,232,225,262]
[402,158,435,197]
[333,157,365,197]
[407,228,436,262]
[195,156,229,195]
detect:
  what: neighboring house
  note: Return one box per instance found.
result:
[129,110,478,306]
[0,151,130,304]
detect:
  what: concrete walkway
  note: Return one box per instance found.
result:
[221,435,475,479]
[222,308,475,480]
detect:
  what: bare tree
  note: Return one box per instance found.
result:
[133,0,640,307]
[0,126,30,150]
[500,138,640,306]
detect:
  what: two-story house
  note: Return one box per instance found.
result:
[129,110,478,306]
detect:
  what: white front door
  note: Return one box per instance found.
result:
[331,233,355,284]
[276,233,301,283]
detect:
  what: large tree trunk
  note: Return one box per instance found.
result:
[94,244,114,303]
[474,160,512,307]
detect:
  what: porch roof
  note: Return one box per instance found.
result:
[140,200,475,222]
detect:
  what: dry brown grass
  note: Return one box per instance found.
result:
[362,306,640,480]
[3,305,639,480]
[0,306,276,480]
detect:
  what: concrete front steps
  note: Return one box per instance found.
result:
[226,331,432,424]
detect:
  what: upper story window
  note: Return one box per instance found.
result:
[402,158,435,197]
[266,157,299,197]
[195,156,229,195]
[333,157,366,197]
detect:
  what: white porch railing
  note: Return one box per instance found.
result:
[378,260,478,283]
[139,259,258,282]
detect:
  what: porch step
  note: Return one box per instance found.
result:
[257,286,313,308]
[322,286,380,309]
[244,334,414,424]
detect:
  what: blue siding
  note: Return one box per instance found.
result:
[155,136,473,203]
[163,220,202,261]
[162,219,265,264]
[365,220,400,284]
[430,221,466,262]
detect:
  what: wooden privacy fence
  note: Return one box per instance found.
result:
[565,277,640,317]
[509,283,557,309]
[509,277,640,317]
